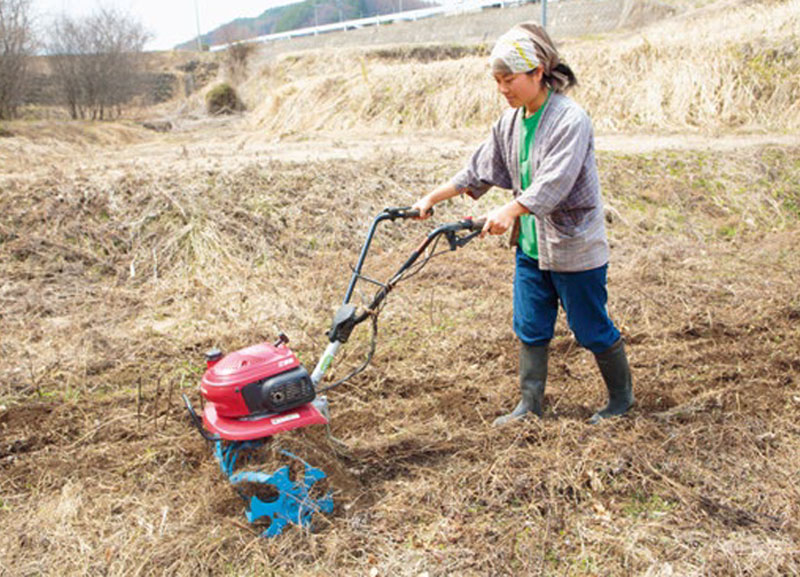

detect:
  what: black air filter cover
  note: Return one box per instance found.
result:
[241,365,315,414]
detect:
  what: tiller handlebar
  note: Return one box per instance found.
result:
[311,207,486,392]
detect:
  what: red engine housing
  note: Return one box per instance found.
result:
[199,342,327,441]
[201,342,300,418]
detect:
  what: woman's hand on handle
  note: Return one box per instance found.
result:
[481,200,529,238]
[410,196,436,221]
[412,182,462,221]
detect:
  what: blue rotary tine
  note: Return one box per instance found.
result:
[214,440,263,477]
[213,441,333,537]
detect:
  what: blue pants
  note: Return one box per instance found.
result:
[513,250,620,354]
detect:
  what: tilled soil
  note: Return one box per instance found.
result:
[1,126,799,576]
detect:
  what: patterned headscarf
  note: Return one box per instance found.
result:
[489,22,572,93]
[488,28,540,74]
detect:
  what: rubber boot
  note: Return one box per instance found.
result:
[493,343,548,426]
[589,338,634,424]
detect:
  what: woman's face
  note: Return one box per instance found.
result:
[494,68,545,109]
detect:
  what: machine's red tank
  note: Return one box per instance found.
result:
[201,342,300,418]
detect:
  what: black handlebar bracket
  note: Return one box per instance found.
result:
[328,303,358,343]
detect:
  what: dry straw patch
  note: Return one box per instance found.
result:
[0,120,151,176]
[247,50,499,132]
[244,0,800,134]
[571,0,800,132]
[1,138,799,574]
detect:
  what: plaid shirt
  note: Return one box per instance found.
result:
[451,93,609,272]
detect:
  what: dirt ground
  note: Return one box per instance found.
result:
[5,115,800,178]
[4,0,799,569]
[1,109,799,576]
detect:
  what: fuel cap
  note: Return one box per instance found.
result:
[205,348,223,363]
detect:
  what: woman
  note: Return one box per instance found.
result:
[412,22,633,425]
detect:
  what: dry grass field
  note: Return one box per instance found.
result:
[243,0,800,134]
[1,0,799,575]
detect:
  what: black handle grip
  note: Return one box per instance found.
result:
[405,207,434,219]
[463,217,487,231]
[382,206,434,220]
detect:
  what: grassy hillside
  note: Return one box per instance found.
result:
[175,0,435,50]
[240,0,800,134]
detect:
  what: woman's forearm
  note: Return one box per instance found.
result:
[424,182,461,206]
[412,182,463,219]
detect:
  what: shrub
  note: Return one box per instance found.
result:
[205,82,243,115]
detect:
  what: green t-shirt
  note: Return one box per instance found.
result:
[518,91,550,260]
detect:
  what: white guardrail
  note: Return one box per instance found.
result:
[210,0,536,51]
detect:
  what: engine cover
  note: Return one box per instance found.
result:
[241,365,315,414]
[201,341,315,418]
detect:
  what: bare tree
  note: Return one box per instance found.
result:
[48,8,150,120]
[48,17,85,119]
[221,28,254,83]
[0,0,36,119]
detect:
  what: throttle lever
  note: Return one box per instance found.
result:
[446,229,482,250]
[444,217,486,250]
